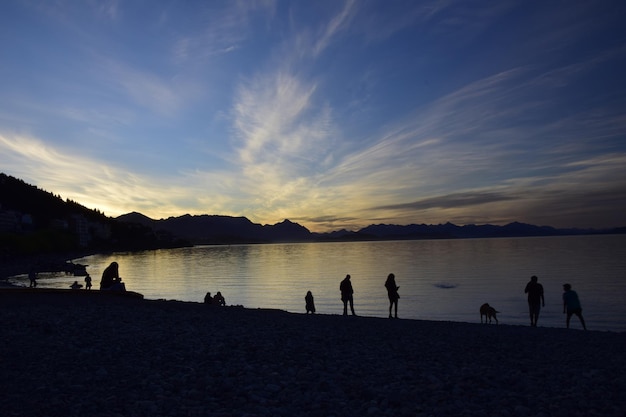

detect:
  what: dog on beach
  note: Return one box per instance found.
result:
[480,303,499,324]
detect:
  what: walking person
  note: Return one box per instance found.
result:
[563,283,587,330]
[524,275,544,326]
[385,273,400,318]
[340,274,356,316]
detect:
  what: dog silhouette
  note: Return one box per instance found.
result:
[480,303,499,324]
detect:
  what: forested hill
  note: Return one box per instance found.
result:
[0,173,106,227]
[0,173,188,256]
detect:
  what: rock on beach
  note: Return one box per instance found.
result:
[0,289,624,417]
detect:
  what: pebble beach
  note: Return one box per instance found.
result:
[0,289,624,417]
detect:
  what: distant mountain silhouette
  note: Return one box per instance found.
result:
[116,212,624,244]
[2,172,623,257]
[116,212,312,244]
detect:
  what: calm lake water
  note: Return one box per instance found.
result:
[11,235,626,332]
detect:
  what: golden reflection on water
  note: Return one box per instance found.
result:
[12,235,626,331]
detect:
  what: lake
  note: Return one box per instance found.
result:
[10,234,626,332]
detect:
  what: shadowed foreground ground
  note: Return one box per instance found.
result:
[0,289,624,417]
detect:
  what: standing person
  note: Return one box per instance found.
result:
[84,274,92,290]
[340,274,356,316]
[563,283,587,330]
[28,266,38,288]
[385,273,400,318]
[100,261,119,290]
[524,275,545,326]
[305,291,316,314]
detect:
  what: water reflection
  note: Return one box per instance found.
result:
[9,235,626,331]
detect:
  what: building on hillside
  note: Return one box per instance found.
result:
[0,207,20,232]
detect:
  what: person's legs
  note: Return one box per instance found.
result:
[566,311,573,328]
[343,300,348,315]
[574,310,587,330]
[349,296,355,315]
[529,303,540,326]
[388,300,393,318]
[393,300,398,318]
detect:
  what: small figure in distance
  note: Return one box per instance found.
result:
[70,280,83,290]
[525,275,545,327]
[340,274,356,316]
[28,265,38,288]
[305,290,316,314]
[204,292,214,305]
[214,291,226,306]
[563,283,587,330]
[84,274,92,290]
[384,273,400,318]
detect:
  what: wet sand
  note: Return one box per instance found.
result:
[0,289,624,417]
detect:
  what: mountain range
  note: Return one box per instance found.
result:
[1,172,624,256]
[117,211,625,245]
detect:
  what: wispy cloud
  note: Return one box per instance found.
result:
[89,0,120,21]
[311,0,357,56]
[172,1,276,63]
[2,1,624,232]
[95,59,184,117]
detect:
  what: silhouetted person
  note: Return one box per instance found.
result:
[340,274,356,316]
[305,291,316,314]
[28,266,38,288]
[563,283,586,330]
[204,292,214,305]
[525,275,544,326]
[214,291,226,306]
[100,262,117,289]
[100,262,126,291]
[385,273,400,318]
[84,274,92,290]
[70,280,83,290]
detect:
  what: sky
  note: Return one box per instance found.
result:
[1,1,625,233]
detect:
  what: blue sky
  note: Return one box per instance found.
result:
[1,1,625,232]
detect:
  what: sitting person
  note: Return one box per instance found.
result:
[70,280,83,290]
[214,291,226,306]
[100,262,126,291]
[204,292,214,305]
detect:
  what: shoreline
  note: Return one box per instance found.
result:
[1,290,624,416]
[0,251,96,284]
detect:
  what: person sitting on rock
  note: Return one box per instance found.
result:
[100,262,119,290]
[100,262,126,291]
